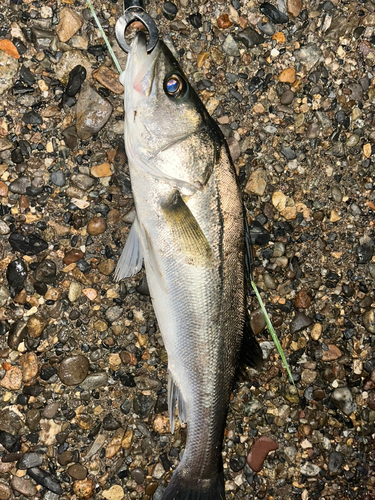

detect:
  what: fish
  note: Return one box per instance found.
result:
[116,32,262,500]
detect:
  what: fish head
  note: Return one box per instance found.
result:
[121,32,222,193]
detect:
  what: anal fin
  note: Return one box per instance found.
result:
[239,315,263,370]
[115,216,143,280]
[168,372,186,434]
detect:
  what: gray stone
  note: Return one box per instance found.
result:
[300,462,321,477]
[294,43,322,71]
[290,312,312,334]
[50,170,66,187]
[81,372,108,391]
[76,82,113,140]
[223,35,240,56]
[58,355,89,386]
[9,177,31,194]
[18,452,43,470]
[331,387,356,416]
[0,51,19,95]
[105,305,123,323]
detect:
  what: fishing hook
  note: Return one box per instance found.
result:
[115,0,159,54]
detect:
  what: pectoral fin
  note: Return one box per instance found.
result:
[161,192,213,267]
[115,216,143,280]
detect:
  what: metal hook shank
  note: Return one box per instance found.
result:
[115,10,159,54]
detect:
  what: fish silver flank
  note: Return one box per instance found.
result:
[116,32,262,500]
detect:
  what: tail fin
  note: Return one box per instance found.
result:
[160,469,225,500]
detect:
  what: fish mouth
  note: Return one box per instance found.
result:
[127,32,161,97]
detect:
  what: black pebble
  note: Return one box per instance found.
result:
[120,399,132,414]
[33,281,47,295]
[357,243,374,264]
[133,394,155,419]
[249,220,270,246]
[6,259,27,294]
[33,259,57,283]
[230,455,246,472]
[335,110,350,129]
[162,2,178,20]
[66,65,87,97]
[11,148,24,164]
[280,147,296,160]
[102,414,121,431]
[76,259,91,273]
[40,366,57,381]
[237,28,265,48]
[9,232,48,256]
[188,13,202,29]
[60,93,77,108]
[20,65,36,86]
[23,111,43,125]
[260,2,289,24]
[28,467,63,495]
[0,431,21,453]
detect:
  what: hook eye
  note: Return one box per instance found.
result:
[115,11,159,54]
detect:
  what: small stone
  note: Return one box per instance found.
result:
[58,355,89,386]
[9,232,48,255]
[27,467,62,495]
[272,32,286,43]
[331,387,356,416]
[153,415,170,434]
[34,260,56,284]
[9,176,30,194]
[230,455,246,472]
[363,143,372,158]
[98,259,115,276]
[294,290,311,309]
[223,34,240,56]
[27,315,47,338]
[20,352,39,383]
[72,173,95,191]
[152,463,165,480]
[217,14,233,29]
[245,169,267,196]
[249,221,270,246]
[330,210,341,222]
[290,312,312,334]
[82,288,97,301]
[102,485,124,500]
[23,111,43,125]
[81,372,108,391]
[64,249,84,265]
[50,171,66,187]
[294,43,322,71]
[197,52,209,68]
[300,462,321,477]
[363,309,375,334]
[301,369,317,385]
[58,451,74,466]
[0,366,22,390]
[260,2,289,24]
[322,345,342,361]
[73,478,95,499]
[56,8,83,43]
[279,68,296,84]
[328,451,343,473]
[93,66,124,95]
[68,282,82,302]
[122,429,133,449]
[250,307,266,335]
[357,243,374,264]
[66,65,86,97]
[0,181,8,197]
[280,90,294,105]
[247,436,278,472]
[43,402,60,419]
[105,305,123,323]
[87,216,107,236]
[6,259,27,294]
[162,2,178,21]
[76,82,113,140]
[287,0,302,17]
[131,469,145,485]
[0,51,19,95]
[0,482,11,500]
[264,273,277,290]
[272,191,287,211]
[67,464,88,481]
[188,13,202,29]
[11,477,37,497]
[310,323,322,341]
[91,162,111,178]
[106,429,125,459]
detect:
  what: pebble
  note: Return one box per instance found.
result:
[249,221,270,246]
[230,455,246,472]
[67,464,88,480]
[264,273,277,290]
[250,307,266,335]
[237,27,265,48]
[0,482,11,500]
[72,478,95,499]
[43,402,60,419]
[362,309,375,334]
[58,355,89,386]
[290,312,312,334]
[50,170,66,187]
[0,181,8,197]
[68,282,82,302]
[9,232,48,256]
[294,290,311,309]
[223,35,240,56]
[280,90,294,105]
[18,452,43,470]
[245,169,267,196]
[162,2,178,21]
[11,476,37,497]
[66,65,86,97]
[279,68,296,84]
[56,7,83,43]
[9,176,30,194]
[87,216,107,236]
[76,82,113,140]
[72,173,95,191]
[260,2,289,24]
[300,462,321,477]
[328,451,343,473]
[28,467,63,495]
[105,305,123,323]
[331,387,356,416]
[0,51,19,95]
[310,323,322,341]
[102,485,125,500]
[91,162,112,178]
[98,259,115,276]
[81,372,108,390]
[64,249,84,265]
[6,259,27,293]
[247,436,278,472]
[0,366,22,390]
[34,260,57,284]
[322,345,342,361]
[287,0,302,17]
[93,67,124,95]
[27,315,47,338]
[20,352,39,383]
[294,43,322,71]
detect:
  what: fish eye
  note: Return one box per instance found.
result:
[164,74,186,98]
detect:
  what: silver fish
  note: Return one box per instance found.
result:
[116,33,262,500]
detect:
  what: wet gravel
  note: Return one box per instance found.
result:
[0,0,375,499]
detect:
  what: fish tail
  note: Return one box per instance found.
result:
[160,466,225,500]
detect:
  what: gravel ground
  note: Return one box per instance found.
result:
[0,0,375,499]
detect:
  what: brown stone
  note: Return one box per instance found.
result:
[58,355,89,386]
[91,162,112,178]
[56,7,83,43]
[19,352,39,383]
[106,429,125,459]
[73,478,95,499]
[120,351,137,366]
[0,181,8,197]
[0,481,11,500]
[287,0,302,17]
[93,66,124,95]
[279,67,296,83]
[247,436,279,472]
[217,13,233,29]
[245,169,267,196]
[98,259,115,276]
[67,464,88,480]
[107,209,120,225]
[63,249,84,265]
[87,216,107,236]
[0,366,22,390]
[322,345,342,361]
[27,315,47,338]
[11,476,37,497]
[294,289,311,309]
